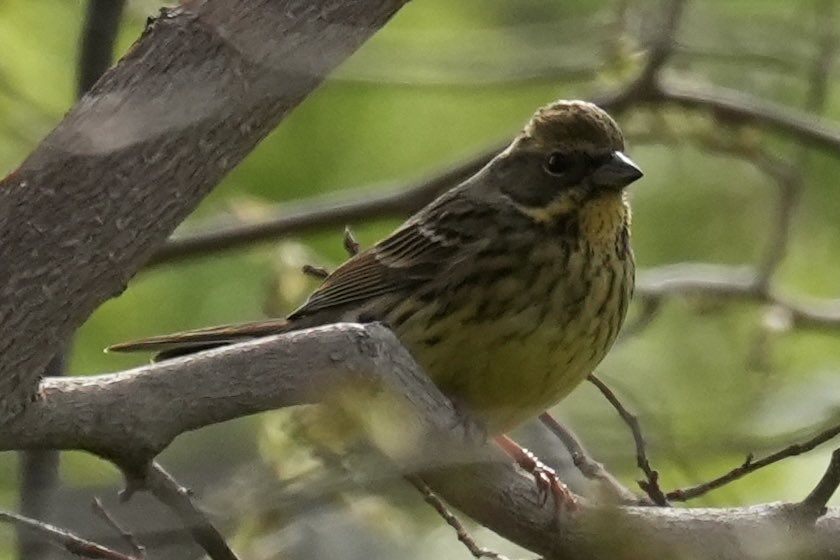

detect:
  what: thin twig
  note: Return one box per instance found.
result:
[405,474,510,560]
[0,510,138,560]
[343,225,361,256]
[143,462,239,560]
[538,412,644,504]
[667,422,840,502]
[797,448,840,520]
[587,374,669,506]
[301,264,329,279]
[92,498,145,559]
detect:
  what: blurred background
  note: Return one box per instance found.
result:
[2,0,840,558]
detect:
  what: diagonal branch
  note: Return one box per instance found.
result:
[0,0,411,422]
[141,463,238,560]
[798,448,840,520]
[588,374,668,506]
[150,153,490,266]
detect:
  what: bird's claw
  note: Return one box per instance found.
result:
[531,460,578,511]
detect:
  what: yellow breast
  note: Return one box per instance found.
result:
[389,233,634,434]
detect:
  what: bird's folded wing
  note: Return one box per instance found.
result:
[289,199,478,319]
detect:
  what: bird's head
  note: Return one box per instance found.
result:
[489,100,642,225]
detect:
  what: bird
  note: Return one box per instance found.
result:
[109,99,642,503]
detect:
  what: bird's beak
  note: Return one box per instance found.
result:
[591,151,643,189]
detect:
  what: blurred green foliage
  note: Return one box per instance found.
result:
[2,0,840,558]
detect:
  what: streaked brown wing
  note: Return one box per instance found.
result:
[289,197,479,319]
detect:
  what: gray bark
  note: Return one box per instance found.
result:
[2,322,838,560]
[0,0,408,421]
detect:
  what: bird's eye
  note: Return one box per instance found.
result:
[544,152,571,176]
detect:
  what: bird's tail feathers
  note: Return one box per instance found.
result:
[106,318,293,361]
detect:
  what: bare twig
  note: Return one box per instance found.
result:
[92,498,145,559]
[343,225,361,256]
[405,475,510,560]
[667,422,840,502]
[301,264,329,279]
[143,463,239,560]
[797,448,840,520]
[0,510,138,560]
[587,374,669,506]
[538,412,643,504]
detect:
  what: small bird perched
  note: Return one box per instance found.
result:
[110,100,642,499]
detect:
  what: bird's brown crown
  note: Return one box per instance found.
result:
[521,100,625,154]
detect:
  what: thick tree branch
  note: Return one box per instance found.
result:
[0,0,410,422]
[2,323,840,559]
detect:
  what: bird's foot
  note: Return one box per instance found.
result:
[495,434,578,512]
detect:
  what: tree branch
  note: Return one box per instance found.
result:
[141,463,238,560]
[405,474,509,560]
[3,323,840,559]
[588,374,668,506]
[147,79,840,271]
[667,422,840,502]
[538,412,643,505]
[798,448,840,521]
[0,0,410,422]
[150,153,490,266]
